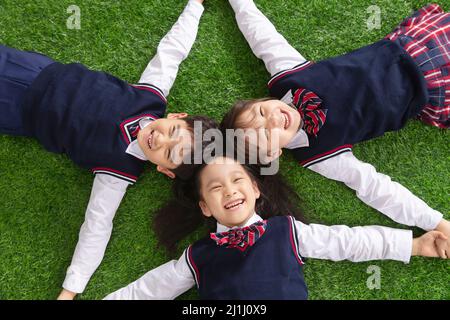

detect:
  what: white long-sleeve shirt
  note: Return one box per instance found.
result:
[227,0,443,232]
[62,0,204,294]
[103,213,413,300]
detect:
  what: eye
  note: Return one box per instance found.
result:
[234,177,243,183]
[259,106,264,117]
[210,185,221,191]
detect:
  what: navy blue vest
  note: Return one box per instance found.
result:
[186,216,308,300]
[268,39,428,167]
[22,62,167,183]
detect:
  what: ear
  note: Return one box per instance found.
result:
[167,112,188,119]
[252,181,261,200]
[156,165,176,179]
[199,200,212,218]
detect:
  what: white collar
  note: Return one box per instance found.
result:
[216,212,262,233]
[125,117,153,161]
[285,128,309,149]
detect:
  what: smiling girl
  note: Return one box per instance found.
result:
[220,0,450,258]
[104,156,447,300]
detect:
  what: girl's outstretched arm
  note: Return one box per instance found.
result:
[294,219,413,263]
[103,249,195,300]
[58,174,130,300]
[228,0,307,76]
[308,152,444,232]
[138,0,204,98]
[294,218,448,262]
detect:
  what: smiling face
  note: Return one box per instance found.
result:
[198,157,260,228]
[137,114,192,171]
[235,99,301,159]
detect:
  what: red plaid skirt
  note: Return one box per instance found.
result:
[386,4,450,129]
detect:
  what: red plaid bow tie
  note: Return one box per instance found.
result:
[210,220,267,252]
[292,88,327,137]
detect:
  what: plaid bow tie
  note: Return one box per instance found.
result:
[210,220,267,252]
[292,88,327,137]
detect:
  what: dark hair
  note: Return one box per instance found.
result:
[153,155,306,254]
[220,98,274,131]
[172,115,219,180]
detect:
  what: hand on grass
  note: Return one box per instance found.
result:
[57,289,77,300]
[434,219,450,258]
[412,230,448,258]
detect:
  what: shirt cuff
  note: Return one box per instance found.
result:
[62,269,91,294]
[387,229,413,264]
[228,0,247,12]
[187,0,204,17]
[417,209,443,231]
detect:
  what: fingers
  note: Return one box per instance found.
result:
[433,231,449,259]
[429,230,446,240]
[431,230,449,259]
[435,238,448,259]
[438,233,448,240]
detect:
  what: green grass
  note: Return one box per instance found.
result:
[0,0,449,300]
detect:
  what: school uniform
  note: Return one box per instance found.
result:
[228,0,444,232]
[103,213,412,300]
[22,61,167,182]
[0,0,205,293]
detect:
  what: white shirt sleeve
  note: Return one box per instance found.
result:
[62,174,130,293]
[228,0,307,76]
[138,0,204,97]
[308,152,443,231]
[103,249,195,300]
[294,220,413,263]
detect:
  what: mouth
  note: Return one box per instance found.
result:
[281,111,290,130]
[223,199,245,211]
[147,130,154,150]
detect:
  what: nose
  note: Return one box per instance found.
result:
[223,184,237,198]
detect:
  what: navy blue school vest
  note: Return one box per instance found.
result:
[185,216,308,300]
[268,39,428,167]
[21,62,167,183]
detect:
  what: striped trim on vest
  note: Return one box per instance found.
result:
[119,113,158,145]
[299,144,353,168]
[268,61,313,89]
[185,245,200,288]
[287,216,304,266]
[131,83,167,103]
[92,167,138,184]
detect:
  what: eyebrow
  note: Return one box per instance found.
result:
[240,104,258,128]
[167,124,182,161]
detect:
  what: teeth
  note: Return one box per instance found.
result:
[148,132,153,149]
[283,113,289,129]
[225,199,244,209]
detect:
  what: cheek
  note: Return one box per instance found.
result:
[210,194,223,209]
[202,192,215,206]
[242,183,256,199]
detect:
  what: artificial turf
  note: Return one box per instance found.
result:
[0,0,448,300]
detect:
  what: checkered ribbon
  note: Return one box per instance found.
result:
[210,220,267,252]
[292,88,327,137]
